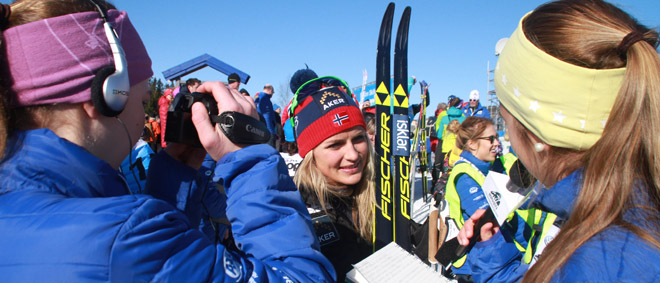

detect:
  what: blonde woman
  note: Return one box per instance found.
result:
[289,73,374,282]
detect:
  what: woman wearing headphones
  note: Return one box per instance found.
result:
[0,1,333,282]
[457,0,660,281]
[287,71,374,282]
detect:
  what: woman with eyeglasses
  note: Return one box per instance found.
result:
[442,116,502,281]
[286,70,375,282]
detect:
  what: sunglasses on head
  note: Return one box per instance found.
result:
[476,134,499,144]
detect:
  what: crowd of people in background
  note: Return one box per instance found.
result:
[1,0,659,282]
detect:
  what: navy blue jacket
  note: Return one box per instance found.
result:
[256,92,278,135]
[0,129,334,282]
[463,103,491,119]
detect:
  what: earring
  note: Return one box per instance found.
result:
[534,142,545,153]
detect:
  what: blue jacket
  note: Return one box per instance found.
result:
[0,129,335,282]
[119,139,154,194]
[196,154,230,241]
[455,151,491,220]
[451,151,496,276]
[467,169,660,282]
[463,103,491,119]
[256,92,278,135]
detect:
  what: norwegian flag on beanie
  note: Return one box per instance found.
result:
[293,86,366,157]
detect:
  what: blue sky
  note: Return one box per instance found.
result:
[112,0,659,110]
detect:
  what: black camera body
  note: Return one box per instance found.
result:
[165,92,218,148]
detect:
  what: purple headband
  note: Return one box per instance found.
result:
[2,10,153,107]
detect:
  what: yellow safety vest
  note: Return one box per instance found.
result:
[444,161,483,268]
[444,154,527,268]
[521,209,559,264]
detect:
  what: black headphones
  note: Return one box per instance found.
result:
[88,0,130,117]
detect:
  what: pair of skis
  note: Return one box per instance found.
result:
[410,81,430,202]
[374,3,412,252]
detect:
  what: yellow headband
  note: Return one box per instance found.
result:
[495,13,625,150]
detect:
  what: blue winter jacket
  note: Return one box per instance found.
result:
[467,169,660,282]
[196,154,230,241]
[119,139,154,194]
[463,103,491,119]
[0,129,335,282]
[256,92,278,135]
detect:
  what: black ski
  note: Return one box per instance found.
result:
[392,6,412,251]
[418,81,430,200]
[374,2,395,251]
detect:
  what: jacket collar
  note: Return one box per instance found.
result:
[459,150,491,176]
[530,169,582,221]
[0,129,129,197]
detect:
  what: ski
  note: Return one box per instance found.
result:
[392,6,412,251]
[373,2,395,251]
[418,81,430,200]
[409,81,429,203]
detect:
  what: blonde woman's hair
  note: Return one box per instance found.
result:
[294,132,375,240]
[446,119,460,135]
[515,0,660,281]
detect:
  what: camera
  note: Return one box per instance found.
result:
[164,92,218,148]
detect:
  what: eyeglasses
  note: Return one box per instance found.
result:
[476,135,499,144]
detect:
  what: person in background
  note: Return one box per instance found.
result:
[433,97,466,187]
[443,117,503,281]
[289,71,374,282]
[239,88,250,97]
[179,78,201,96]
[457,0,660,281]
[149,116,161,152]
[463,90,491,119]
[255,84,277,147]
[227,73,241,91]
[0,1,334,281]
[158,88,173,148]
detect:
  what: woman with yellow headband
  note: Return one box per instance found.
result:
[457,0,660,282]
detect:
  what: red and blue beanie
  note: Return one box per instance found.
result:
[292,82,365,158]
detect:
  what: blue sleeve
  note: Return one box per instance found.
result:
[480,107,491,119]
[117,145,335,282]
[553,227,660,282]
[262,111,277,135]
[468,230,527,283]
[455,173,489,218]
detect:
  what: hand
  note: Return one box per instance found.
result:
[192,82,258,161]
[457,209,500,246]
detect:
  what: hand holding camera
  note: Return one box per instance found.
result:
[165,82,270,164]
[193,82,260,160]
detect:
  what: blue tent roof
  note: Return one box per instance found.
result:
[162,53,250,84]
